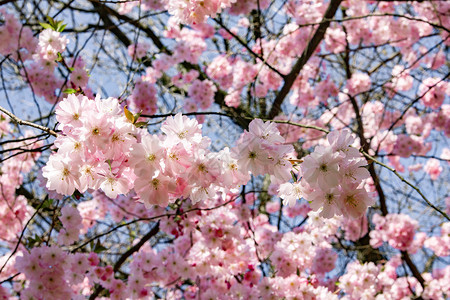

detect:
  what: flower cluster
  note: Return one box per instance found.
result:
[346,72,372,96]
[43,94,137,196]
[370,213,419,251]
[0,129,40,244]
[68,57,90,90]
[127,42,151,60]
[424,222,450,257]
[58,206,83,245]
[341,215,368,241]
[419,78,448,109]
[166,0,236,24]
[128,76,158,115]
[233,119,294,181]
[187,79,217,110]
[339,261,380,299]
[35,28,69,62]
[295,129,373,219]
[43,95,296,208]
[21,27,69,103]
[2,0,449,299]
[15,246,94,299]
[0,9,37,60]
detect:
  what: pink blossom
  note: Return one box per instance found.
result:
[339,261,379,299]
[130,133,165,176]
[127,42,151,60]
[346,72,371,96]
[419,77,448,109]
[161,113,203,147]
[278,181,304,207]
[134,170,177,207]
[423,158,442,180]
[424,223,450,256]
[338,185,374,219]
[37,28,69,61]
[266,201,280,213]
[301,145,341,189]
[307,187,341,218]
[391,65,413,91]
[236,139,271,175]
[371,214,418,251]
[342,215,368,241]
[324,26,346,54]
[224,90,241,108]
[42,154,81,195]
[312,248,337,274]
[128,77,158,115]
[188,79,217,110]
[60,206,82,229]
[69,67,89,89]
[55,94,89,129]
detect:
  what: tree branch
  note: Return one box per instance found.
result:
[90,0,131,47]
[401,250,425,288]
[267,0,342,119]
[213,18,285,78]
[0,105,57,136]
[0,0,16,6]
[361,150,450,221]
[89,222,160,300]
[89,0,168,52]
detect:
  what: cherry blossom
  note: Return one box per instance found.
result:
[1,1,449,299]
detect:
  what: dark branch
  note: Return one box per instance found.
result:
[89,222,160,300]
[267,0,342,119]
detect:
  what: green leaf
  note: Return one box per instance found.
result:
[57,23,67,32]
[39,22,53,30]
[134,122,148,128]
[56,52,63,62]
[27,234,42,248]
[26,237,35,247]
[41,198,53,209]
[134,111,142,121]
[124,106,135,123]
[42,16,66,32]
[63,88,76,94]
[93,241,107,253]
[46,15,55,27]
[290,170,297,182]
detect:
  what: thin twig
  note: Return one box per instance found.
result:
[141,111,330,133]
[0,105,57,136]
[361,150,450,221]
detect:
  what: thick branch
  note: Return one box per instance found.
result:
[90,0,131,47]
[401,251,425,288]
[89,0,167,52]
[87,2,255,129]
[89,222,160,300]
[341,14,389,217]
[0,0,16,6]
[267,0,342,119]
